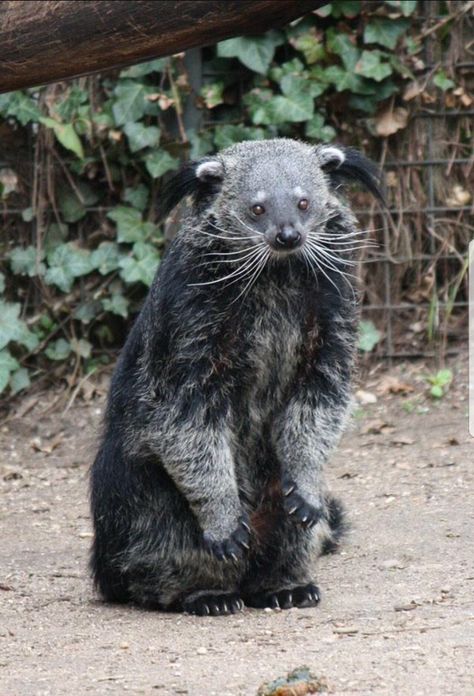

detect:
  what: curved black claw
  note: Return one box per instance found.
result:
[244,583,320,610]
[183,592,244,617]
[283,488,322,529]
[203,515,251,561]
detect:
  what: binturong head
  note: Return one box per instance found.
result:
[160,138,383,261]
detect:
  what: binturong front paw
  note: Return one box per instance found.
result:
[282,478,322,529]
[202,515,251,562]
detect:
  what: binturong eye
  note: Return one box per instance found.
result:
[298,199,309,211]
[251,204,265,216]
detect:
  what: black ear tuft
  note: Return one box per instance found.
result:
[318,145,385,204]
[158,158,224,219]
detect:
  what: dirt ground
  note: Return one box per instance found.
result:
[1,354,473,696]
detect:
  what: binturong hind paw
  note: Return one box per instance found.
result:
[183,591,244,616]
[282,478,322,529]
[244,583,320,610]
[202,515,251,562]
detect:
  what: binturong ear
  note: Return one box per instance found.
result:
[316,145,385,204]
[158,157,225,219]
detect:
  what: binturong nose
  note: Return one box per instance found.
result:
[275,224,302,250]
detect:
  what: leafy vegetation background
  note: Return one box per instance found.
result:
[0,0,466,398]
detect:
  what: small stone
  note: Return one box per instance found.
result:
[119,642,129,649]
[196,647,207,655]
[380,559,405,570]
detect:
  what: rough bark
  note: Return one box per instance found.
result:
[0,0,324,93]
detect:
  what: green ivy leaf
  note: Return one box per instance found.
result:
[123,122,161,153]
[40,117,84,159]
[71,337,92,359]
[74,301,102,324]
[5,92,41,125]
[44,223,68,255]
[120,59,168,78]
[326,30,360,71]
[58,182,98,223]
[45,338,72,361]
[217,32,284,74]
[386,0,417,16]
[144,150,179,178]
[102,293,130,318]
[200,83,225,109]
[0,302,38,351]
[269,58,305,82]
[213,125,265,149]
[188,129,214,159]
[124,185,149,211]
[9,367,31,395]
[305,114,336,142]
[355,51,393,82]
[358,320,382,352]
[0,350,19,394]
[292,33,325,65]
[280,75,326,100]
[323,66,375,94]
[9,246,45,277]
[56,85,88,122]
[330,1,361,17]
[246,83,315,125]
[119,242,160,286]
[90,241,122,274]
[270,94,315,123]
[364,18,410,50]
[112,81,148,126]
[433,71,455,91]
[107,206,155,243]
[45,243,93,292]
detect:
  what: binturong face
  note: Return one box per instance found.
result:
[163,138,381,289]
[194,139,357,259]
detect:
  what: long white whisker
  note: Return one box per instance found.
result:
[306,243,360,283]
[190,247,266,286]
[306,240,358,269]
[222,247,270,292]
[316,230,367,240]
[230,248,270,306]
[196,228,258,242]
[311,241,375,255]
[189,247,266,286]
[197,246,266,267]
[304,246,343,298]
[305,246,358,303]
[203,244,263,257]
[302,247,319,289]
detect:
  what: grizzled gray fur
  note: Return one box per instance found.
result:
[90,138,382,615]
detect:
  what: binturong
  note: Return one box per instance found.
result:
[90,138,383,616]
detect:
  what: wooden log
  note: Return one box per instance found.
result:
[0,0,324,94]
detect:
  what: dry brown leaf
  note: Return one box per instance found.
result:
[31,433,64,455]
[360,419,390,435]
[391,435,415,446]
[374,107,408,137]
[403,81,423,101]
[377,376,414,395]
